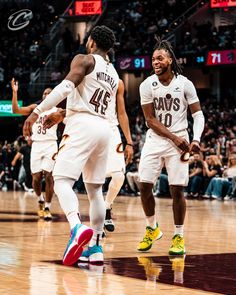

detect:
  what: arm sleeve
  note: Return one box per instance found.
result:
[33,80,75,115]
[139,80,153,105]
[192,110,205,142]
[184,79,199,105]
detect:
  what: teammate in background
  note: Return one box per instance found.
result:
[11,79,58,220]
[137,38,205,255]
[23,26,119,266]
[104,77,133,232]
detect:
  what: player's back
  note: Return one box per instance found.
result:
[66,54,119,119]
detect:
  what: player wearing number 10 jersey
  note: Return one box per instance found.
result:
[11,79,58,220]
[137,38,205,255]
[23,25,119,266]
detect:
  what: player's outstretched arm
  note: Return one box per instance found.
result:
[116,80,133,164]
[11,78,36,115]
[142,103,189,152]
[23,54,94,137]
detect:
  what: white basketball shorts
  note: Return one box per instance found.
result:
[53,113,110,184]
[106,125,125,177]
[30,141,58,174]
[138,129,189,186]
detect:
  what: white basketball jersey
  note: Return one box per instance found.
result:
[107,90,119,127]
[31,107,58,141]
[66,54,119,119]
[140,74,199,133]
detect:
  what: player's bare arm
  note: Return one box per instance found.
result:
[23,54,95,137]
[142,102,189,152]
[116,80,133,164]
[189,101,205,153]
[43,108,66,129]
[11,78,37,115]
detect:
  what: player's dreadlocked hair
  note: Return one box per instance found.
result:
[153,36,182,76]
[90,25,116,52]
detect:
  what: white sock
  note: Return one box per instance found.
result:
[54,178,81,230]
[174,225,184,237]
[37,194,44,202]
[45,202,51,209]
[89,232,103,247]
[105,172,124,209]
[146,215,157,229]
[67,212,81,229]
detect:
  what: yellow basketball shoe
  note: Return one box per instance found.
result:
[38,201,45,218]
[137,225,163,252]
[169,234,186,255]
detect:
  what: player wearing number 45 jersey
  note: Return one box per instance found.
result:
[11,79,58,221]
[23,25,119,266]
[137,38,205,255]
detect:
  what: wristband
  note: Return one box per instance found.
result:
[126,143,133,147]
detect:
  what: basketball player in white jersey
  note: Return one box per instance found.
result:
[23,26,119,266]
[43,78,134,234]
[11,79,58,220]
[137,38,205,255]
[104,77,133,232]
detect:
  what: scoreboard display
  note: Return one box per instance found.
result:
[74,0,102,16]
[210,0,236,8]
[117,56,151,71]
[206,50,236,66]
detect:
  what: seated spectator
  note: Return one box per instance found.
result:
[223,154,236,200]
[203,155,223,199]
[187,152,203,198]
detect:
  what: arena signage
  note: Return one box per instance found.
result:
[206,50,236,65]
[117,56,151,70]
[75,0,102,15]
[0,100,22,117]
[210,0,236,8]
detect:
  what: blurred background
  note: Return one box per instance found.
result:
[0,0,235,198]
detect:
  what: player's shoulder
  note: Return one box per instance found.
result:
[71,54,94,66]
[140,74,156,88]
[177,74,192,84]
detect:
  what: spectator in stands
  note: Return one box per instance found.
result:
[187,152,203,198]
[203,155,223,199]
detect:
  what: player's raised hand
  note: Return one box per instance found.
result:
[43,111,64,129]
[124,144,134,165]
[23,112,38,137]
[11,78,18,92]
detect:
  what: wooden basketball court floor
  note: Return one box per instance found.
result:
[0,190,235,295]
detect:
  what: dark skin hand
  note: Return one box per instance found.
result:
[43,109,65,129]
[23,54,95,137]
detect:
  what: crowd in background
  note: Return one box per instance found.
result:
[1,98,236,201]
[0,0,236,199]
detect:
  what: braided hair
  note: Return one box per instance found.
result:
[153,37,182,77]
